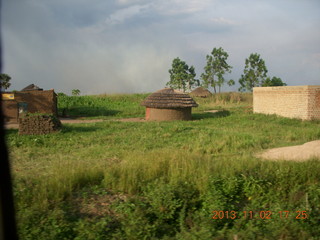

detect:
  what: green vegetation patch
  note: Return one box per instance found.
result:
[57,93,148,119]
[6,93,320,239]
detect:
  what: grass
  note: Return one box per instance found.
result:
[6,92,320,239]
[57,93,148,118]
[57,92,252,118]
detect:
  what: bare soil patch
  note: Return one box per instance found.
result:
[72,190,128,218]
[203,110,221,113]
[59,118,104,124]
[258,140,320,161]
[4,123,19,129]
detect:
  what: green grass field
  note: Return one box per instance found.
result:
[6,92,320,239]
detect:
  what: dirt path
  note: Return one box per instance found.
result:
[114,118,146,122]
[258,140,320,161]
[203,110,221,113]
[59,118,105,124]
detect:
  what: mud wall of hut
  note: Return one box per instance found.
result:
[146,107,192,121]
[253,85,320,120]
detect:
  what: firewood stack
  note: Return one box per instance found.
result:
[19,114,61,135]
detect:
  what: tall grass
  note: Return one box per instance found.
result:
[193,92,253,111]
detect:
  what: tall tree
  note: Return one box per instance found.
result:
[0,73,11,91]
[201,47,232,93]
[167,57,198,92]
[238,53,268,92]
[262,76,287,87]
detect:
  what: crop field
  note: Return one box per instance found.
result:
[5,92,320,239]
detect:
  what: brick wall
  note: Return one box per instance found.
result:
[18,90,57,115]
[253,85,320,120]
[2,100,18,122]
[1,90,57,122]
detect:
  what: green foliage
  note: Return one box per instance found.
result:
[72,89,81,96]
[262,76,287,87]
[71,89,80,96]
[167,57,199,92]
[57,92,67,97]
[227,79,235,86]
[6,93,320,239]
[239,53,268,92]
[201,47,232,93]
[0,73,12,90]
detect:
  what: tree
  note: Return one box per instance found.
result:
[200,47,232,93]
[167,57,198,92]
[238,53,268,92]
[72,89,80,96]
[227,79,235,87]
[262,76,287,87]
[0,73,11,91]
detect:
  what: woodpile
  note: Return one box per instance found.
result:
[19,114,61,135]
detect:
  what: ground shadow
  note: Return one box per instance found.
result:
[192,110,230,120]
[4,129,18,135]
[60,124,103,133]
[58,107,120,118]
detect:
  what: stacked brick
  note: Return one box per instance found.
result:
[19,114,61,135]
[253,85,320,120]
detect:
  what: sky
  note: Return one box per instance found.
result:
[2,0,320,94]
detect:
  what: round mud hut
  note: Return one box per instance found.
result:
[141,88,198,121]
[190,87,212,98]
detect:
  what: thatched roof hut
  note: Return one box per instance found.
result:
[190,87,212,98]
[141,88,198,121]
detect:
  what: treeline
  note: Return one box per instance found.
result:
[166,48,286,93]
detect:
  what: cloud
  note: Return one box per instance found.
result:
[106,4,150,25]
[2,0,320,94]
[152,0,214,15]
[210,17,238,26]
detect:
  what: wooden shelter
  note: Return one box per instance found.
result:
[190,87,212,98]
[141,88,198,121]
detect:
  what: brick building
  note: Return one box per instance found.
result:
[1,85,57,123]
[253,85,320,120]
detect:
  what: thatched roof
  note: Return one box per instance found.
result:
[141,88,198,108]
[190,87,212,98]
[21,84,43,91]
